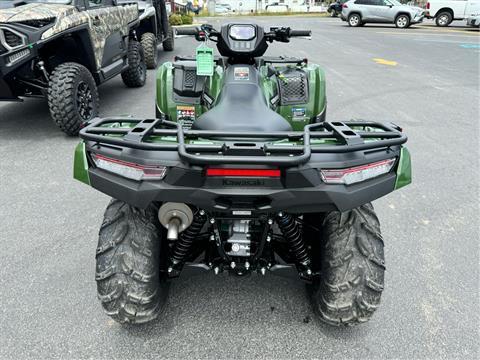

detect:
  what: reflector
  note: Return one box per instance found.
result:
[320,158,395,185]
[91,154,167,181]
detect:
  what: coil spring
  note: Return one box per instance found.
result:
[276,212,311,267]
[171,210,207,266]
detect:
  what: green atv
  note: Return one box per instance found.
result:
[74,23,412,326]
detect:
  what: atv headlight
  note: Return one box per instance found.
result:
[91,154,167,181]
[320,158,396,185]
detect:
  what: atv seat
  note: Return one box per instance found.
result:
[193,65,292,132]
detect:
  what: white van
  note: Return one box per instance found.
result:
[425,0,480,26]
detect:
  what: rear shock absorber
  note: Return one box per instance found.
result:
[276,212,311,269]
[170,210,207,268]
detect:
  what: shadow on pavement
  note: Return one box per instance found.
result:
[116,272,369,340]
[0,69,157,139]
[0,98,57,138]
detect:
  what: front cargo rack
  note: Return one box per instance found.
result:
[79,118,407,165]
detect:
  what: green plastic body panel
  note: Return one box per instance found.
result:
[259,64,327,131]
[73,142,90,185]
[156,62,225,122]
[156,61,326,131]
[395,147,412,190]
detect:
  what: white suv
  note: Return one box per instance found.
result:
[425,0,480,26]
[341,0,425,28]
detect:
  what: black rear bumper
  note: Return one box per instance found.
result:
[88,166,397,213]
[79,117,407,214]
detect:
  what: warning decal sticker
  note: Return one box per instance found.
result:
[177,105,196,130]
[234,67,250,80]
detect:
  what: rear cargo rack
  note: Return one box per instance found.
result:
[80,118,407,165]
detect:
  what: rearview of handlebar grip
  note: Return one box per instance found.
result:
[175,27,198,36]
[289,30,312,37]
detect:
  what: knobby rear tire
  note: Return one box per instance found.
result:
[311,203,385,326]
[95,199,169,324]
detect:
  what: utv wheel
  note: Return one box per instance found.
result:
[141,32,158,69]
[330,10,337,17]
[311,203,385,326]
[48,62,99,136]
[348,13,362,27]
[436,11,452,27]
[395,14,410,28]
[162,25,174,51]
[121,40,147,88]
[96,199,169,324]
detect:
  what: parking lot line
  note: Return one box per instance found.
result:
[375,31,479,37]
[413,25,479,35]
[373,58,398,66]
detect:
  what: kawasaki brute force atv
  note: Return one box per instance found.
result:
[74,23,412,326]
[0,0,147,136]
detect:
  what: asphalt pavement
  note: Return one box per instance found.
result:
[0,16,479,359]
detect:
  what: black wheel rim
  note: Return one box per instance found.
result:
[76,81,94,121]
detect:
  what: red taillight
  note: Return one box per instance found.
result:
[206,168,281,177]
[426,2,430,9]
[320,159,396,185]
[91,154,167,181]
[342,4,348,8]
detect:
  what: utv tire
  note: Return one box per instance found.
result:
[436,11,452,27]
[96,199,169,324]
[162,25,174,51]
[395,14,410,28]
[48,62,99,136]
[311,203,385,326]
[121,40,147,88]
[348,13,362,27]
[141,32,158,69]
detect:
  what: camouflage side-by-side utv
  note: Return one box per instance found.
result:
[0,0,147,135]
[119,0,174,69]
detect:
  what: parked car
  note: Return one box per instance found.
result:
[215,3,231,14]
[341,0,425,28]
[217,3,232,11]
[328,0,347,17]
[466,14,480,27]
[265,3,289,12]
[425,0,480,27]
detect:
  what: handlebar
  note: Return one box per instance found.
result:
[175,27,198,36]
[267,27,312,42]
[175,25,311,44]
[289,30,312,37]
